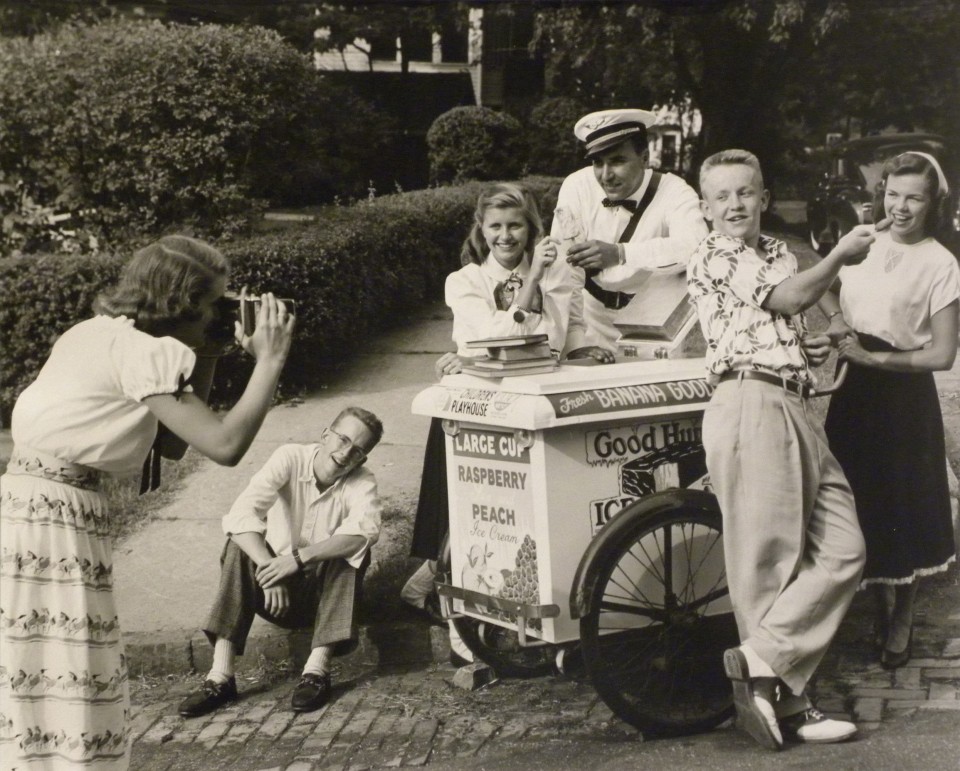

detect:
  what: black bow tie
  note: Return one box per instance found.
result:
[601,198,639,213]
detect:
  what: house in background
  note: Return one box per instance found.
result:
[313,4,696,187]
[312,5,543,190]
[648,100,702,176]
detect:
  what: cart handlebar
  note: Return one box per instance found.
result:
[811,361,849,397]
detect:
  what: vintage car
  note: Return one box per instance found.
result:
[806,133,960,255]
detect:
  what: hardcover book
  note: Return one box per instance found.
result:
[461,362,558,378]
[468,355,556,370]
[486,342,553,362]
[464,334,549,349]
[613,270,696,341]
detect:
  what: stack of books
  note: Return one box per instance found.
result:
[460,334,558,378]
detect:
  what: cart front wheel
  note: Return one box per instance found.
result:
[579,490,737,737]
[439,536,556,679]
[450,617,556,679]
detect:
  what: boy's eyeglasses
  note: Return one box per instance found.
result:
[327,428,367,464]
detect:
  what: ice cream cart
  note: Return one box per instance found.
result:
[412,355,737,738]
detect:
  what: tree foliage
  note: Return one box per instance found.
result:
[0,17,386,247]
[797,1,960,140]
[427,106,527,184]
[532,1,960,188]
[533,0,848,185]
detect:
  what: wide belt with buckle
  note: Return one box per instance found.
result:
[719,370,812,398]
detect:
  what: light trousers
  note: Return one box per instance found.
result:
[702,378,865,695]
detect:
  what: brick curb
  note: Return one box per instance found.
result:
[125,622,451,678]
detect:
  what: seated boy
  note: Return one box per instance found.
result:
[178,406,383,716]
[687,150,884,750]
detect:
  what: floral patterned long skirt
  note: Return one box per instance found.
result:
[0,450,129,770]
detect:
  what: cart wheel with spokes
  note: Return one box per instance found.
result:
[576,489,738,737]
[438,536,557,679]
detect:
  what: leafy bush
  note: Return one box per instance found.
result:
[0,178,561,422]
[0,252,124,418]
[526,96,590,176]
[0,18,386,249]
[427,106,527,184]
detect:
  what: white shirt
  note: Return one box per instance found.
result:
[11,315,195,476]
[552,167,708,350]
[445,254,578,356]
[839,233,960,350]
[221,443,382,569]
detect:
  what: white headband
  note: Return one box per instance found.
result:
[898,151,950,196]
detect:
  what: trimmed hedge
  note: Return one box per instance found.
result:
[0,18,386,247]
[526,96,590,176]
[0,177,561,422]
[427,106,528,184]
[0,253,124,420]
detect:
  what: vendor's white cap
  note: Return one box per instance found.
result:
[575,108,656,158]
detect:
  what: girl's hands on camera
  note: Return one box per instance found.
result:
[241,292,294,364]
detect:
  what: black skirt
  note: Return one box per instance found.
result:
[825,333,955,584]
[409,417,449,560]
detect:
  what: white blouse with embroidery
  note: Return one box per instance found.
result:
[11,315,196,476]
[838,232,960,350]
[445,256,576,356]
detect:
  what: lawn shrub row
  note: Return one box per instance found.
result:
[0,177,561,422]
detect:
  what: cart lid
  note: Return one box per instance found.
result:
[411,358,713,429]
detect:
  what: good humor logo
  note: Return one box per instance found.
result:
[586,421,702,467]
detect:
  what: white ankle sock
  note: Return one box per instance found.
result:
[401,560,438,608]
[302,646,333,677]
[208,638,235,683]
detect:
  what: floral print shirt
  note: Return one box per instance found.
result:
[687,232,810,385]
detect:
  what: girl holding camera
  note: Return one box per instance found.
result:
[0,235,293,769]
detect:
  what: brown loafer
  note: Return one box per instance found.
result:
[178,677,237,718]
[291,672,331,713]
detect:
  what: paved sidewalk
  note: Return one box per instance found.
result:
[127,564,960,770]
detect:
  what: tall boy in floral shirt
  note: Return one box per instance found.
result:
[687,149,885,750]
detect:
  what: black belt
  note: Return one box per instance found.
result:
[583,270,634,310]
[719,370,812,398]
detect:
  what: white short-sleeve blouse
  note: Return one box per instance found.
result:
[839,233,960,350]
[11,315,196,476]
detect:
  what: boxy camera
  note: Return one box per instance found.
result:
[209,292,295,344]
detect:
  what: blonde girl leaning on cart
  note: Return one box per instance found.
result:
[821,151,960,670]
[0,236,293,770]
[401,183,611,663]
